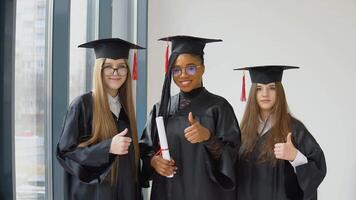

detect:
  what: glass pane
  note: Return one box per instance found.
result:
[14,0,48,199]
[69,0,97,102]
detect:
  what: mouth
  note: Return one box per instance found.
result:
[179,80,192,87]
[260,99,271,103]
[109,77,121,81]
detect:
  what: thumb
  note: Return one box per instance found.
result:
[286,132,292,144]
[188,112,197,125]
[118,128,128,136]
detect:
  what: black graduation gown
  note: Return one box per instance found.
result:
[56,92,141,200]
[140,88,241,200]
[237,118,327,200]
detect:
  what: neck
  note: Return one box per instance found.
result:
[107,89,118,97]
[180,87,204,99]
[260,110,271,121]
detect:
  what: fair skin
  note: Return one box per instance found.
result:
[151,54,211,176]
[102,58,128,97]
[256,82,297,161]
[101,58,131,155]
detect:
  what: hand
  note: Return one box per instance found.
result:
[274,132,297,161]
[184,112,211,143]
[150,155,177,177]
[110,128,132,155]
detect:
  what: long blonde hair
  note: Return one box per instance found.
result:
[79,58,139,183]
[240,82,291,165]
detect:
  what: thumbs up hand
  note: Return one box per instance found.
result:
[274,132,297,161]
[184,112,211,144]
[110,128,132,155]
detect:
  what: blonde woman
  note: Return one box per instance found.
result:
[57,38,144,200]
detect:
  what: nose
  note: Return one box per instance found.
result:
[180,68,188,78]
[261,87,269,96]
[112,68,119,76]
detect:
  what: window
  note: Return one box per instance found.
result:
[14,0,49,199]
[69,0,98,102]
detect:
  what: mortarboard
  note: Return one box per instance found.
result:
[78,38,144,59]
[234,65,299,101]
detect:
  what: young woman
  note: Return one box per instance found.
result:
[235,65,327,200]
[56,38,144,200]
[140,35,241,200]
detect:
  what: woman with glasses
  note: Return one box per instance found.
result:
[234,65,326,200]
[56,38,144,200]
[140,35,241,200]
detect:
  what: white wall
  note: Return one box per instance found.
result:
[147,0,356,199]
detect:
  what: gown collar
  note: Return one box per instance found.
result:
[179,87,205,100]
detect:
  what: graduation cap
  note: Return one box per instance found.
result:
[78,38,145,80]
[159,35,222,56]
[78,38,144,59]
[157,35,222,119]
[234,65,299,101]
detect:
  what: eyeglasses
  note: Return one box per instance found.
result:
[171,65,202,77]
[102,64,128,76]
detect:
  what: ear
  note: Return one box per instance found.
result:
[201,64,205,74]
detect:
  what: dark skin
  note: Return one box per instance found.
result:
[150,54,212,177]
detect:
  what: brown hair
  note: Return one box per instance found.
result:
[240,82,291,165]
[79,58,139,183]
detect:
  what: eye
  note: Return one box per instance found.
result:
[186,65,197,75]
[171,67,182,76]
[269,86,276,90]
[118,64,127,69]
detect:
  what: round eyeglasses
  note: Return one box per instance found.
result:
[171,65,202,77]
[102,65,128,76]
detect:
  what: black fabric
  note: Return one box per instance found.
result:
[140,88,241,200]
[234,65,299,84]
[158,35,222,55]
[78,38,144,59]
[56,92,141,200]
[237,118,327,200]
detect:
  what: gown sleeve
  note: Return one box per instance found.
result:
[203,101,241,190]
[139,104,159,188]
[56,97,116,184]
[291,120,327,199]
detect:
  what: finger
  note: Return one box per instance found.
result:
[184,125,195,133]
[188,112,197,125]
[184,130,195,139]
[158,157,174,166]
[274,143,284,148]
[117,128,128,136]
[120,137,132,143]
[187,133,200,143]
[286,132,292,144]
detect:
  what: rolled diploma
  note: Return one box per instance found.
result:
[156,116,173,178]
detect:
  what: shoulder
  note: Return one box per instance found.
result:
[290,117,307,131]
[68,91,93,110]
[290,116,319,146]
[203,89,232,108]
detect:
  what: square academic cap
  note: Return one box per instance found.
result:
[158,35,222,56]
[78,38,144,59]
[234,65,299,84]
[234,65,299,102]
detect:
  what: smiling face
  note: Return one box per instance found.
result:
[172,54,204,92]
[256,82,277,113]
[102,58,128,96]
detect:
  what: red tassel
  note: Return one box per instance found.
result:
[164,43,169,74]
[132,50,138,80]
[240,71,246,102]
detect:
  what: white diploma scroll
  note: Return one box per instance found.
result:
[155,116,173,178]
